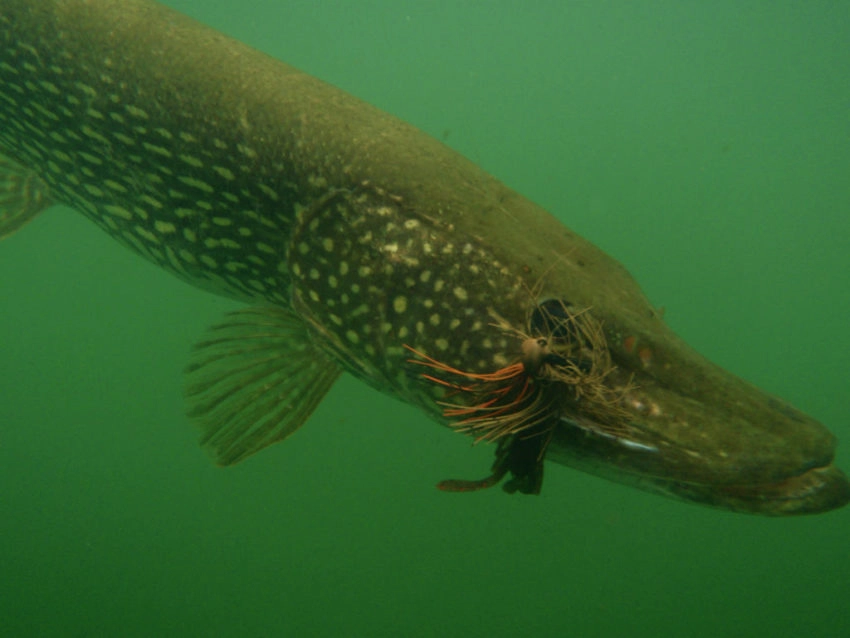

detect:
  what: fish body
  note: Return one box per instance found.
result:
[1,0,847,514]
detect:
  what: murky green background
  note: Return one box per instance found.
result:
[2,1,848,636]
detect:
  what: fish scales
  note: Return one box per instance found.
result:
[1,0,848,514]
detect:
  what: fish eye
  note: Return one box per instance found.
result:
[530,298,578,340]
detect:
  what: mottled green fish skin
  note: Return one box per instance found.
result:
[1,0,847,515]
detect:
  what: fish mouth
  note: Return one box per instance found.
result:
[523,292,850,515]
[546,378,850,516]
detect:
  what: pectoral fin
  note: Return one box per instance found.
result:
[0,153,52,239]
[185,306,341,465]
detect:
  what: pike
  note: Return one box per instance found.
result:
[1,0,847,515]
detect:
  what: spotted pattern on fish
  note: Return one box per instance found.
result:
[288,186,529,413]
[0,11,324,304]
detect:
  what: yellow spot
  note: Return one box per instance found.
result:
[154,220,177,234]
[39,80,61,95]
[212,217,232,226]
[75,81,97,97]
[140,194,163,209]
[200,254,218,268]
[165,246,183,273]
[436,338,449,351]
[112,132,135,145]
[78,152,103,165]
[393,296,408,313]
[258,184,279,201]
[213,166,235,180]
[104,179,128,193]
[339,261,349,275]
[178,175,214,193]
[83,183,104,197]
[346,330,360,344]
[104,205,133,220]
[179,154,203,168]
[125,104,149,119]
[453,286,468,301]
[51,149,71,163]
[142,142,171,157]
[429,314,441,327]
[80,125,109,144]
[183,228,197,242]
[322,238,334,252]
[135,225,159,243]
[237,144,257,159]
[155,127,173,140]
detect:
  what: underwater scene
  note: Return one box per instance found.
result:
[1,1,848,636]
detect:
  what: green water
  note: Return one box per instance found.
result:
[2,1,848,636]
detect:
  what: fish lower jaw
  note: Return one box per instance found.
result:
[660,463,850,516]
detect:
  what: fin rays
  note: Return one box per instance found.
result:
[185,306,340,466]
[0,153,51,239]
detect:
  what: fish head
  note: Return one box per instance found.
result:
[476,206,850,515]
[288,174,848,515]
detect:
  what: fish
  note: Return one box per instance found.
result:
[1,0,847,516]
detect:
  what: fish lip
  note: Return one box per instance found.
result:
[664,463,850,516]
[550,416,850,515]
